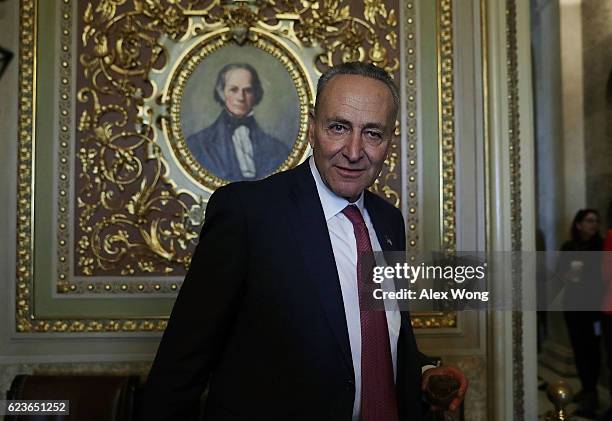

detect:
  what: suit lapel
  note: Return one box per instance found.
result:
[364,191,397,253]
[287,161,354,377]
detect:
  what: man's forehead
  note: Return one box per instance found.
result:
[337,93,386,110]
[327,73,389,92]
[319,76,392,117]
[322,75,391,104]
[225,68,252,84]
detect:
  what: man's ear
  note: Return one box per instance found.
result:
[307,110,316,148]
[386,115,398,140]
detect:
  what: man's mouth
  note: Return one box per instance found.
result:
[335,166,366,178]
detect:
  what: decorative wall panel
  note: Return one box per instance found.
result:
[16,0,455,332]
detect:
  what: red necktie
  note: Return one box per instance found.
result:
[342,205,399,421]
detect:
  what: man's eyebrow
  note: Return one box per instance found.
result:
[325,117,387,132]
[363,122,386,131]
[324,116,353,126]
[323,117,388,131]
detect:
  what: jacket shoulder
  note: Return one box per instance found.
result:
[210,164,299,203]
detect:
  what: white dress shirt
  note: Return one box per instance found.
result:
[309,157,401,421]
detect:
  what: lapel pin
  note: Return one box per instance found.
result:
[386,236,393,246]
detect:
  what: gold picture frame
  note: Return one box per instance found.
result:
[140,15,318,199]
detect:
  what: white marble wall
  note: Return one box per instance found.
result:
[560,0,587,231]
[532,0,566,252]
[582,0,612,227]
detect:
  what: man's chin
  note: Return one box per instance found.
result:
[227,109,249,118]
[330,185,365,203]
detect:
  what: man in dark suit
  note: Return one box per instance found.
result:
[142,62,467,421]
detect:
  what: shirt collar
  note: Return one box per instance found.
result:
[309,156,365,222]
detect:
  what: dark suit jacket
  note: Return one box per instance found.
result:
[186,110,290,181]
[141,160,427,421]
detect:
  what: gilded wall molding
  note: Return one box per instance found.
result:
[16,0,36,333]
[437,0,456,253]
[56,0,74,291]
[505,0,524,418]
[15,0,179,331]
[403,0,419,256]
[435,0,458,328]
[411,312,457,329]
[480,0,525,417]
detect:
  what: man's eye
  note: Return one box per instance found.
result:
[365,130,382,139]
[329,124,346,133]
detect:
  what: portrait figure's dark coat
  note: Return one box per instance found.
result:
[187,110,290,181]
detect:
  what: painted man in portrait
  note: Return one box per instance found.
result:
[186,63,290,181]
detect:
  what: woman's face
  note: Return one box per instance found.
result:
[576,212,600,239]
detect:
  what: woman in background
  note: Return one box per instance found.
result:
[561,209,603,419]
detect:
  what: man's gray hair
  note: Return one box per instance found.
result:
[314,62,399,120]
[214,63,264,107]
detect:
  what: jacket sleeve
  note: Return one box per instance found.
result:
[140,184,248,421]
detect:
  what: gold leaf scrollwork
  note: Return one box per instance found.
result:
[364,0,387,24]
[75,0,399,279]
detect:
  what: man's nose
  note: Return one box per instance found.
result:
[343,132,364,162]
[237,90,246,101]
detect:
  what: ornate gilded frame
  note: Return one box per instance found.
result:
[145,22,316,195]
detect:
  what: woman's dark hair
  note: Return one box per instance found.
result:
[570,208,600,242]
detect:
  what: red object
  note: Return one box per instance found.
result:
[342,205,399,421]
[601,230,612,314]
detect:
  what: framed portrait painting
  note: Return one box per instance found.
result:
[155,27,315,193]
[181,45,300,183]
